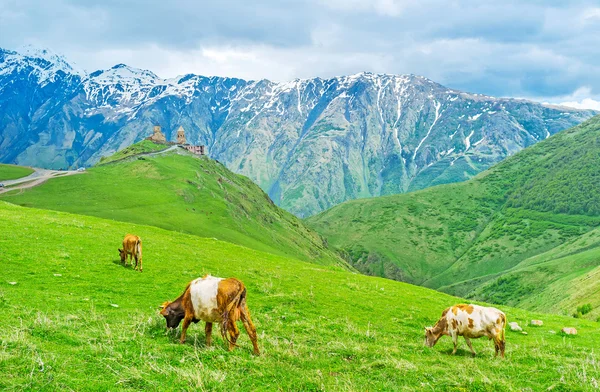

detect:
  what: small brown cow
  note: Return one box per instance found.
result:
[118,234,142,272]
[425,304,506,358]
[160,274,260,355]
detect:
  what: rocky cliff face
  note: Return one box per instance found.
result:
[0,47,595,216]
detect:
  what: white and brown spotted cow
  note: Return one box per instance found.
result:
[160,275,260,355]
[424,304,506,358]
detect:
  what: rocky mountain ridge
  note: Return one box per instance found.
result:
[0,47,595,216]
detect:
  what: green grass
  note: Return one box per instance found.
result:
[307,115,600,315]
[1,143,343,267]
[97,140,169,165]
[461,227,600,321]
[0,164,34,181]
[1,200,600,391]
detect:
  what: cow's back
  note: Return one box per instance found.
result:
[123,234,140,252]
[447,304,505,338]
[189,275,224,322]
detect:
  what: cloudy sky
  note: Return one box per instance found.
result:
[1,0,600,108]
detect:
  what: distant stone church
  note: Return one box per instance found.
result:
[176,126,187,144]
[148,125,167,143]
[145,125,205,155]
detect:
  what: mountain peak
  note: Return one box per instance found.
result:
[0,45,83,85]
[18,44,84,76]
[88,63,159,85]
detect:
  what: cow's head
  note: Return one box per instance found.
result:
[159,301,185,329]
[118,248,126,262]
[424,326,441,347]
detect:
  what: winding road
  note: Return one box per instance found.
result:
[0,168,82,194]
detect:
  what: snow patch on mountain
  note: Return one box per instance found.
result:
[465,130,475,150]
[413,100,442,160]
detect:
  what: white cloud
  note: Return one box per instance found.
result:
[557,98,600,111]
[547,87,600,111]
[318,0,406,16]
[582,7,600,22]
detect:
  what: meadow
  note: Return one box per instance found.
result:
[1,147,341,267]
[1,201,599,391]
[0,163,33,181]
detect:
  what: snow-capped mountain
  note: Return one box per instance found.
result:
[0,47,596,216]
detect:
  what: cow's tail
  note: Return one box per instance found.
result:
[220,285,246,347]
[498,312,507,357]
[136,238,142,259]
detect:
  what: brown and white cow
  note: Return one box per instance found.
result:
[424,304,506,358]
[160,275,260,355]
[118,234,142,272]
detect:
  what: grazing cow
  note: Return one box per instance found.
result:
[118,234,142,272]
[160,275,260,355]
[424,304,506,358]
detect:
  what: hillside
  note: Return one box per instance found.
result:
[1,200,599,390]
[307,115,600,317]
[0,143,342,267]
[0,163,33,181]
[1,47,597,217]
[97,139,169,165]
[463,227,600,321]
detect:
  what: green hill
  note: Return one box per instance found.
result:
[0,163,33,181]
[307,115,600,317]
[1,200,599,390]
[458,227,600,321]
[96,139,169,165]
[0,143,342,267]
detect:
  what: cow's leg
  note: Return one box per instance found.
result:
[464,337,476,357]
[228,320,240,351]
[138,257,142,272]
[451,331,459,355]
[180,316,193,344]
[495,337,505,358]
[205,322,213,347]
[240,306,260,355]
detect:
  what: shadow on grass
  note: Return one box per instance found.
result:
[443,349,478,357]
[111,258,138,270]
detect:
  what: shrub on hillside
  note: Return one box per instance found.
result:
[577,303,593,315]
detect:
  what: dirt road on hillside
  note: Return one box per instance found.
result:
[0,168,82,194]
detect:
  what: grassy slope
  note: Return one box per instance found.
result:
[308,115,600,315]
[1,201,599,391]
[460,227,600,320]
[97,140,169,165]
[0,145,342,267]
[0,163,34,181]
